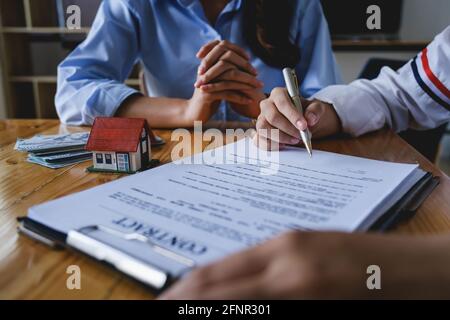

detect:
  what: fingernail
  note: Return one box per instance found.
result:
[296,120,307,131]
[198,65,205,75]
[258,81,264,87]
[307,113,318,126]
[291,138,300,144]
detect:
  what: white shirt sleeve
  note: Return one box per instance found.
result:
[312,26,450,137]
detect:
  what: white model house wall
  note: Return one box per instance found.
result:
[93,151,118,171]
[130,144,141,172]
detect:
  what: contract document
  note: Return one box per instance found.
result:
[26,138,428,286]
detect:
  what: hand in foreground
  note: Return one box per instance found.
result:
[159,231,450,299]
[195,40,266,119]
[254,87,341,150]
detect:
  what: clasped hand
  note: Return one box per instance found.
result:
[184,40,266,124]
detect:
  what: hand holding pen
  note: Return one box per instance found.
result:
[253,74,342,151]
[283,68,313,156]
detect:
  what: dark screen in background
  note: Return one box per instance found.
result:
[320,0,404,39]
[57,0,404,41]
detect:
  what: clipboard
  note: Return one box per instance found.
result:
[17,172,440,292]
[369,173,439,231]
[17,219,195,291]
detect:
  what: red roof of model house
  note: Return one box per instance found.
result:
[86,117,150,152]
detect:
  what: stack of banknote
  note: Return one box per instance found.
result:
[15,132,92,169]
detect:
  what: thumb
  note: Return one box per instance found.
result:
[304,102,325,127]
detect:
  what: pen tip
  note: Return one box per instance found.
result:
[305,142,313,158]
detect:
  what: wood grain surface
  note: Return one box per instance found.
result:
[0,120,449,299]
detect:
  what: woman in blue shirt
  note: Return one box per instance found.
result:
[56,0,341,127]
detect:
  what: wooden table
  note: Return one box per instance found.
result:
[1,119,449,300]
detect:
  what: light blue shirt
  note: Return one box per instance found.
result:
[56,0,341,125]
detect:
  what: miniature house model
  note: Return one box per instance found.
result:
[86,117,151,173]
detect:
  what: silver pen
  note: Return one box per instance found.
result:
[282,68,313,157]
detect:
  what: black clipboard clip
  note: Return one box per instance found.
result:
[17,219,195,291]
